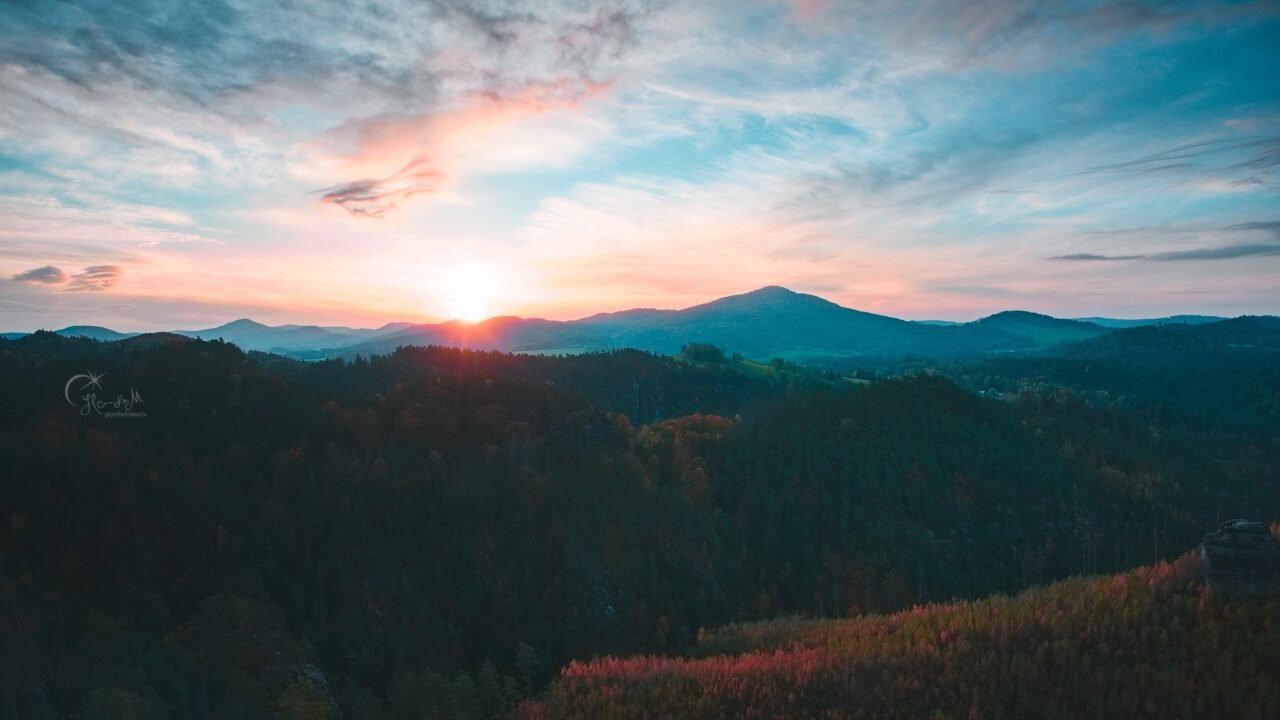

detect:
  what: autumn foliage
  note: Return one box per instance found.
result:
[526,554,1280,720]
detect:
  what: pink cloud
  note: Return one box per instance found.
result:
[65,265,123,292]
[316,77,612,218]
[791,0,830,22]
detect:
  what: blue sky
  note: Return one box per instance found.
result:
[1,0,1278,330]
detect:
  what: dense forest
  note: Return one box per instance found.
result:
[0,331,1276,718]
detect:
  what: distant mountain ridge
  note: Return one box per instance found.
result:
[9,286,1278,361]
[1076,314,1225,328]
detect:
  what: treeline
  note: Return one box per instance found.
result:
[0,333,1274,719]
[526,552,1280,719]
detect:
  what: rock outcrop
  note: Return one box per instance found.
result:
[1199,520,1280,599]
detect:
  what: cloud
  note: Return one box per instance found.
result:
[0,0,438,106]
[302,3,644,217]
[1052,216,1280,263]
[65,265,124,292]
[1222,219,1280,235]
[1148,243,1280,261]
[12,265,67,284]
[434,3,641,79]
[1050,253,1143,261]
[318,157,442,218]
[315,75,615,216]
[1051,244,1280,262]
[2,0,1279,324]
[0,298,137,314]
[776,0,1276,76]
[0,0,649,218]
[1070,136,1280,179]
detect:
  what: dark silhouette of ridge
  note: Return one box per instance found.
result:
[6,286,1277,361]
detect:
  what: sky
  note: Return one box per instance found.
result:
[1,0,1279,331]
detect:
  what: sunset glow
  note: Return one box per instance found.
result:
[443,262,499,323]
[1,1,1278,330]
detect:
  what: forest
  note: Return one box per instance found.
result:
[0,331,1276,719]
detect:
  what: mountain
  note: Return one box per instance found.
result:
[1060,316,1280,357]
[330,286,1029,360]
[54,325,139,341]
[1077,314,1225,328]
[179,317,273,342]
[9,287,1280,361]
[574,307,671,326]
[595,285,922,356]
[180,318,363,353]
[972,310,1109,348]
[317,292,1280,360]
[339,315,601,357]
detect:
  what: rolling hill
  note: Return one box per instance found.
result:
[55,325,140,341]
[973,310,1109,347]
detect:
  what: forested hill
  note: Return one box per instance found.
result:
[0,333,1275,719]
[524,551,1280,720]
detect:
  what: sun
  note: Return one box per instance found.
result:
[443,262,497,322]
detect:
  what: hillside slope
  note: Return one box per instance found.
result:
[526,551,1280,720]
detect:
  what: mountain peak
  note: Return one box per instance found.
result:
[190,318,273,335]
[743,285,799,298]
[704,286,819,309]
[181,318,274,340]
[221,318,269,329]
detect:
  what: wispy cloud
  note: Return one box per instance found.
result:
[1051,244,1280,262]
[1054,243,1280,260]
[65,265,124,293]
[1070,136,1280,179]
[1050,253,1143,261]
[0,298,138,314]
[1222,219,1280,235]
[1149,243,1280,261]
[1052,218,1280,262]
[319,157,442,218]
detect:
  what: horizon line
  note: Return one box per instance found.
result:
[1,285,1263,335]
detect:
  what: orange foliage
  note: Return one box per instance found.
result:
[525,554,1279,720]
